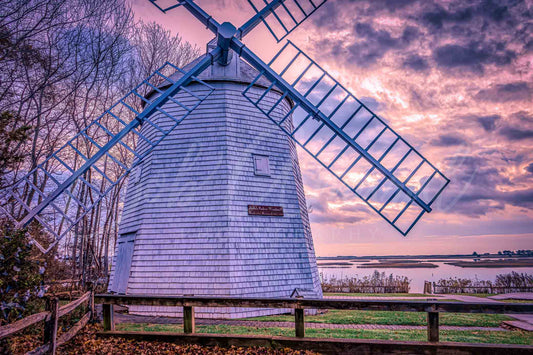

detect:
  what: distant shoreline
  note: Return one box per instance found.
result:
[317,262,352,267]
[318,254,533,260]
[357,262,439,269]
[445,260,533,268]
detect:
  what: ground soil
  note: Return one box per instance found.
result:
[58,324,318,355]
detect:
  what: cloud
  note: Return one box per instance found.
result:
[501,189,533,209]
[359,96,383,112]
[306,189,372,226]
[510,111,533,123]
[439,150,533,216]
[422,5,473,29]
[346,23,419,67]
[498,127,533,140]
[475,82,532,102]
[430,134,467,147]
[290,0,533,230]
[420,0,509,30]
[474,115,501,132]
[438,154,521,216]
[403,54,429,71]
[432,42,515,73]
[526,163,533,174]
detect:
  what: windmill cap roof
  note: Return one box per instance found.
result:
[148,38,291,105]
[181,37,273,86]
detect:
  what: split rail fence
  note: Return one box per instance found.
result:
[0,291,94,355]
[321,285,409,293]
[95,294,533,354]
[431,283,533,294]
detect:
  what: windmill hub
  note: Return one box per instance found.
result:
[216,22,237,66]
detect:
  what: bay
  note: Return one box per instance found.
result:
[318,259,533,293]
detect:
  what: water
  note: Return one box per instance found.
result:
[318,259,533,293]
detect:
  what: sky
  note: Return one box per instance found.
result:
[130,0,533,256]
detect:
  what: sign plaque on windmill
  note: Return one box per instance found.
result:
[248,205,284,217]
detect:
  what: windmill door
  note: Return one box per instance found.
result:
[113,232,136,294]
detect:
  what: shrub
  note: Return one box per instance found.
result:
[433,272,533,294]
[321,271,410,293]
[0,224,45,325]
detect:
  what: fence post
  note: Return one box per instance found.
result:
[424,281,432,294]
[89,290,95,323]
[183,306,195,334]
[102,304,115,331]
[295,308,305,338]
[86,282,95,323]
[44,297,59,355]
[427,311,439,342]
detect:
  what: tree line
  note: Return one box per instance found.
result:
[0,0,201,289]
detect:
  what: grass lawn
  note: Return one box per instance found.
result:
[115,323,533,345]
[497,299,533,303]
[242,310,513,327]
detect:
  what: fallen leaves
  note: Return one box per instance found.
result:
[57,324,319,355]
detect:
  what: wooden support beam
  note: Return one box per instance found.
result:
[295,308,304,338]
[0,311,49,339]
[183,306,195,334]
[94,294,533,314]
[58,291,91,317]
[89,291,95,323]
[427,311,439,342]
[44,298,59,355]
[56,312,91,345]
[103,304,115,331]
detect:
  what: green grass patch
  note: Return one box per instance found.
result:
[114,323,533,345]
[117,323,184,332]
[497,299,533,303]
[242,310,512,327]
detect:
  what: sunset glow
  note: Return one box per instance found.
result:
[131,0,533,256]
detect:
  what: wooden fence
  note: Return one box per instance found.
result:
[95,294,533,354]
[431,283,533,294]
[321,285,409,293]
[0,291,94,355]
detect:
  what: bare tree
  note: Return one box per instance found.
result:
[132,21,201,87]
[1,0,202,286]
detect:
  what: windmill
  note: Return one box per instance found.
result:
[0,0,449,317]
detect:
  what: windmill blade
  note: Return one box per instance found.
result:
[246,0,327,42]
[148,0,183,13]
[241,41,449,235]
[0,54,218,253]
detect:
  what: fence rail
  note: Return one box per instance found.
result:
[95,294,533,353]
[0,290,94,355]
[431,283,533,294]
[322,285,409,293]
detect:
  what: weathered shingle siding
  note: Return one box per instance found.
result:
[109,55,322,318]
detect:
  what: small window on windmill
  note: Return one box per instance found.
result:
[253,154,270,176]
[132,163,143,184]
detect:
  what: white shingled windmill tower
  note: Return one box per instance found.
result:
[0,0,449,318]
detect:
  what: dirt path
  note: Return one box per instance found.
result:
[112,310,508,332]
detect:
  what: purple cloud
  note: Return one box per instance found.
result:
[431,134,467,147]
[403,54,429,71]
[474,115,501,132]
[475,82,532,102]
